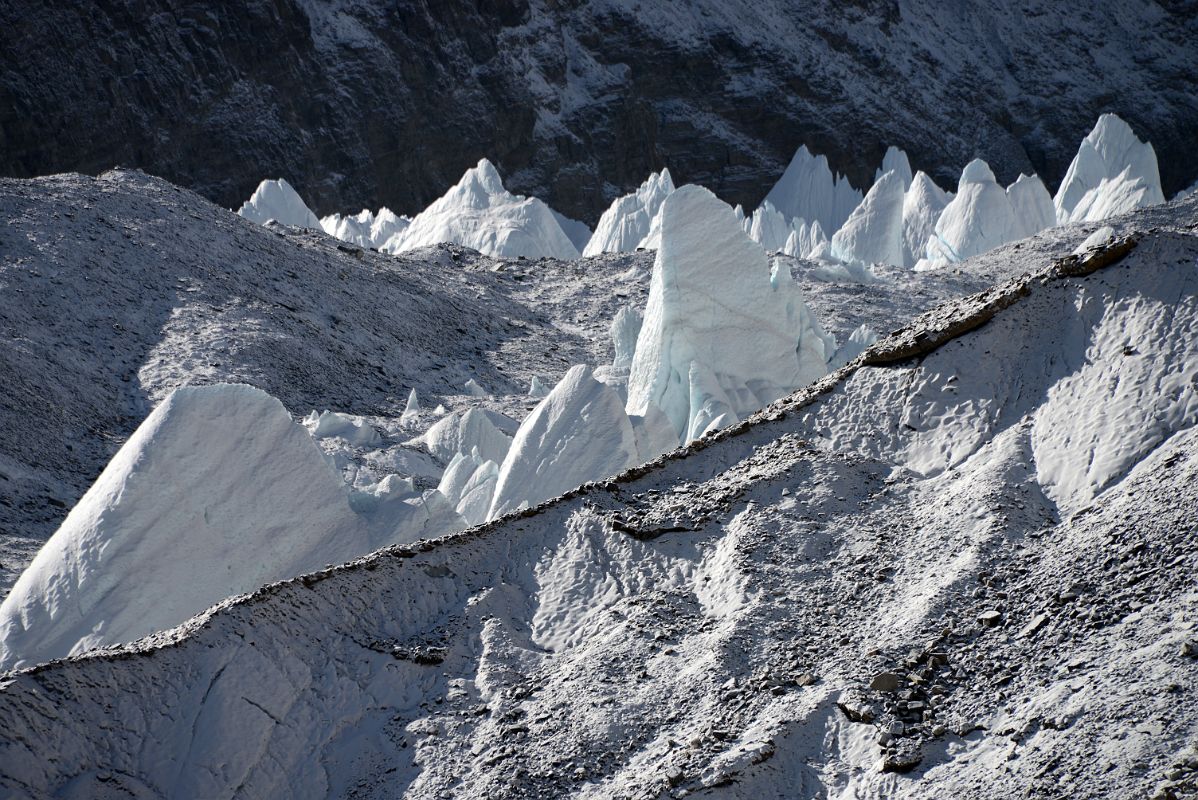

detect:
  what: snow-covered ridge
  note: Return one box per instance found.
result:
[1,217,1194,798]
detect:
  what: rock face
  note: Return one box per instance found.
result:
[2,0,1196,222]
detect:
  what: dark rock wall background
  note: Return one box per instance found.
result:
[2,0,1195,224]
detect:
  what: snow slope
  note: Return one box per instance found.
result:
[383,159,581,260]
[0,201,1194,799]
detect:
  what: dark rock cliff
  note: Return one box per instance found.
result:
[2,0,1195,223]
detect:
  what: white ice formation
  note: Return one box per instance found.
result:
[900,171,952,268]
[304,409,381,447]
[401,388,420,426]
[829,169,906,267]
[0,384,459,671]
[626,185,831,442]
[746,201,793,253]
[763,145,863,236]
[1074,225,1115,254]
[382,159,580,259]
[528,376,550,399]
[488,365,640,520]
[611,305,644,370]
[919,160,1052,269]
[1054,114,1164,224]
[583,169,675,255]
[415,406,514,465]
[1007,173,1056,241]
[782,219,830,260]
[551,209,593,253]
[237,178,321,229]
[464,379,489,398]
[320,207,410,249]
[874,146,914,191]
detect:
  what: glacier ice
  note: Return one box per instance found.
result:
[611,305,644,370]
[1006,173,1056,242]
[550,209,593,254]
[763,145,863,235]
[919,160,1016,268]
[528,375,550,399]
[321,207,411,249]
[1066,167,1165,223]
[401,388,420,427]
[783,219,831,260]
[437,449,485,507]
[488,365,639,520]
[830,169,906,267]
[629,401,679,462]
[901,171,951,268]
[0,384,459,671]
[464,378,490,398]
[874,145,914,191]
[1054,114,1164,223]
[455,459,500,526]
[583,169,674,255]
[237,178,321,229]
[320,209,373,246]
[383,159,581,259]
[746,201,792,253]
[919,161,1055,269]
[1073,225,1115,255]
[626,185,831,441]
[829,324,878,369]
[304,409,381,447]
[415,406,515,465]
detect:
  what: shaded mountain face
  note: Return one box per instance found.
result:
[1,0,1195,223]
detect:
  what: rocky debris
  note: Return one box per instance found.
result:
[978,609,1003,627]
[870,672,902,692]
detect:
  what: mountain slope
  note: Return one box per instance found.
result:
[0,203,1194,798]
[1,0,1195,222]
